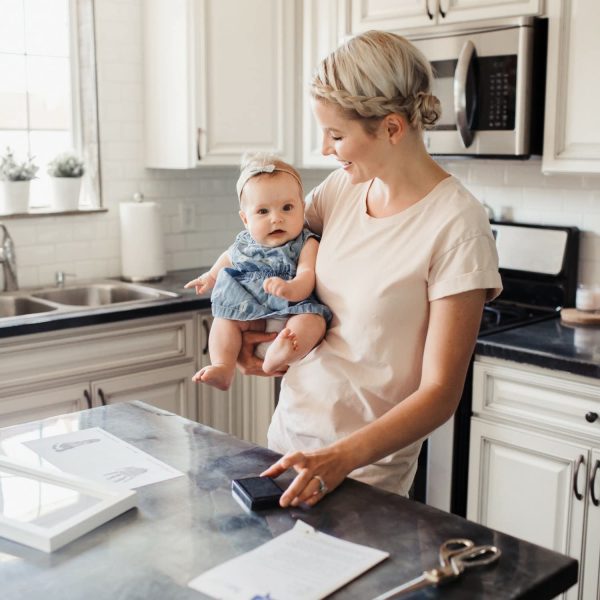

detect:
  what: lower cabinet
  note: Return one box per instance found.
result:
[196,311,275,446]
[468,357,600,600]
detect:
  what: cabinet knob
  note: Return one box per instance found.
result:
[585,412,598,423]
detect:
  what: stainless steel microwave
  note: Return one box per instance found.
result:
[408,17,547,158]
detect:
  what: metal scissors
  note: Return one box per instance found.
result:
[371,538,501,600]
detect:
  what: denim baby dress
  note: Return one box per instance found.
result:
[211,228,332,323]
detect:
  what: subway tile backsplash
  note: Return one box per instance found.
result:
[6,0,600,292]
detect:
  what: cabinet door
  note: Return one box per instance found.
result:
[302,0,351,168]
[468,418,586,600]
[197,312,274,446]
[436,0,542,24]
[543,0,600,173]
[582,448,600,600]
[0,384,89,428]
[351,0,435,33]
[90,363,197,420]
[194,0,295,165]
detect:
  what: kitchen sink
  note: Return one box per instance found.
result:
[31,283,178,307]
[0,296,58,318]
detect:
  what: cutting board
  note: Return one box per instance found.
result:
[560,308,600,326]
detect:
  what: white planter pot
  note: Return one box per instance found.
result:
[49,177,82,211]
[0,180,31,214]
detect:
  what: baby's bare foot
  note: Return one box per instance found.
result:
[192,364,234,391]
[263,328,298,374]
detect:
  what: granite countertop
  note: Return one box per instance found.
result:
[0,269,211,339]
[476,317,600,379]
[0,401,577,600]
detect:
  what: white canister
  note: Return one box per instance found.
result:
[0,180,31,213]
[575,284,600,312]
[49,176,82,211]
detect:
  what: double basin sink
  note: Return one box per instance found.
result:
[0,281,179,320]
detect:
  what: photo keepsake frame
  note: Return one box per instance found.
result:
[0,457,137,553]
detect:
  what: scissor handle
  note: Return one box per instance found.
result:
[439,539,501,575]
[439,538,475,565]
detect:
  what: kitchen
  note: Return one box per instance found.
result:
[0,1,598,599]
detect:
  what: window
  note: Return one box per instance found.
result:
[0,0,99,210]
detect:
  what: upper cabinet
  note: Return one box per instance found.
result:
[350,0,543,33]
[143,0,295,168]
[542,0,600,174]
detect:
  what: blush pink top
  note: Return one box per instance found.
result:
[267,170,502,496]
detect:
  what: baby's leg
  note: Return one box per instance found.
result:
[262,313,326,374]
[193,318,245,391]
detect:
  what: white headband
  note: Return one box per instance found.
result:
[236,163,303,203]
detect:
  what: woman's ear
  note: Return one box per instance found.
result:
[384,113,405,144]
[239,210,248,228]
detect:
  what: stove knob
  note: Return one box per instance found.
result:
[585,412,598,423]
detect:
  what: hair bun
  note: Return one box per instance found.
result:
[414,92,441,130]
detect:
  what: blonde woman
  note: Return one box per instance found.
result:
[241,31,502,506]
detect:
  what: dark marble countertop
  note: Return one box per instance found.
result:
[0,402,577,600]
[476,317,600,379]
[0,269,211,339]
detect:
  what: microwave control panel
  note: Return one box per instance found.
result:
[476,55,517,131]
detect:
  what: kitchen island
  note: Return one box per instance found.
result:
[0,401,577,600]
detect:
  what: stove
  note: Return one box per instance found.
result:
[414,221,580,515]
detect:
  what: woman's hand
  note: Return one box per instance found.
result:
[261,447,352,508]
[237,330,287,376]
[184,272,215,295]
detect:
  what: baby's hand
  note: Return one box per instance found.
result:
[184,273,214,295]
[263,277,291,299]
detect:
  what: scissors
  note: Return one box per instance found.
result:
[371,538,501,600]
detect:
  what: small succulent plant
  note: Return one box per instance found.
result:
[0,147,39,181]
[47,151,85,178]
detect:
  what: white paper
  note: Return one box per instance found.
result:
[24,427,182,489]
[188,520,389,600]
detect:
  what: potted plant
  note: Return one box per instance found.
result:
[0,147,38,214]
[47,151,85,211]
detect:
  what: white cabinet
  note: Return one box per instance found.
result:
[468,357,600,600]
[0,314,197,426]
[350,0,543,33]
[542,0,600,174]
[143,0,295,168]
[196,311,275,446]
[301,0,351,168]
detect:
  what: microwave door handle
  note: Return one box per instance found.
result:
[454,40,476,148]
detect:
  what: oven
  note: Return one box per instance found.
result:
[412,222,580,515]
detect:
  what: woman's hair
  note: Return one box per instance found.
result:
[237,152,303,205]
[310,30,441,132]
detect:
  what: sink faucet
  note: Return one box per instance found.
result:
[0,223,18,292]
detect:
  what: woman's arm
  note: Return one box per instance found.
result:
[263,238,319,302]
[261,288,486,506]
[184,250,232,294]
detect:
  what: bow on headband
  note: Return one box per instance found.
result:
[236,163,303,203]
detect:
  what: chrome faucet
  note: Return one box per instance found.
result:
[0,223,18,292]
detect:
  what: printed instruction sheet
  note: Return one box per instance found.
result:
[188,519,389,600]
[24,427,183,489]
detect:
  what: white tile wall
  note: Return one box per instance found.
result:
[5,0,600,292]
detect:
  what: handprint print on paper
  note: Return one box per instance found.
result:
[104,466,147,483]
[52,438,101,452]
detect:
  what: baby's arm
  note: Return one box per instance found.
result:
[263,237,318,302]
[184,250,232,295]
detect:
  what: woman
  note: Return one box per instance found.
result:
[238,30,502,507]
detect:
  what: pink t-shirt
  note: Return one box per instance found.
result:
[268,169,502,496]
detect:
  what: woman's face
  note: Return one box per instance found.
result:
[312,99,388,184]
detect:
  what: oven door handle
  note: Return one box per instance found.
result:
[454,40,476,149]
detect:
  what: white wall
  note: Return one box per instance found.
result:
[5,0,600,291]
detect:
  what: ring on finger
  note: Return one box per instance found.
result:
[312,475,328,495]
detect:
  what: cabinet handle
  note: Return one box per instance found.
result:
[197,128,203,161]
[591,460,600,507]
[202,318,210,355]
[573,455,585,501]
[98,388,107,406]
[585,411,598,423]
[425,0,434,19]
[83,389,92,409]
[439,0,448,18]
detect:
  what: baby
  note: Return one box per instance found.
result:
[184,153,331,391]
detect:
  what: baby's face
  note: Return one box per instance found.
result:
[239,174,305,247]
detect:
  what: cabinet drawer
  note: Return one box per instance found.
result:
[0,316,194,391]
[473,358,600,441]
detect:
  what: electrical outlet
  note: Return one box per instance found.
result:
[179,202,195,231]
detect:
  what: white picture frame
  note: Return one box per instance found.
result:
[0,456,137,553]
